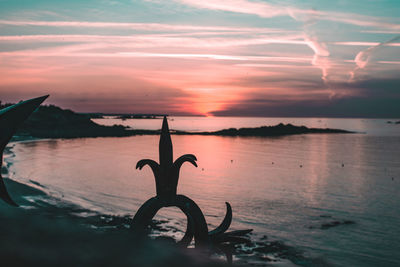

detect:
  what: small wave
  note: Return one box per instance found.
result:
[29,179,47,189]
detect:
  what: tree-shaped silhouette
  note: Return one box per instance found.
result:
[132,116,252,258]
[136,117,197,200]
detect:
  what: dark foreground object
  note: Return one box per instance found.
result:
[0,95,48,206]
[133,117,252,263]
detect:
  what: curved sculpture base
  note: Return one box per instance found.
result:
[131,194,209,247]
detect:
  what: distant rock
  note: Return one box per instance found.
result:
[181,123,354,137]
[308,219,356,230]
[116,114,161,120]
[84,113,165,120]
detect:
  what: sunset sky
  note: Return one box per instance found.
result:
[0,0,399,117]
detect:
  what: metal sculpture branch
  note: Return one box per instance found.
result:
[0,95,49,206]
[136,117,197,200]
[132,116,252,260]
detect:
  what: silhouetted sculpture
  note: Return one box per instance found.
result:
[132,116,252,259]
[0,95,49,206]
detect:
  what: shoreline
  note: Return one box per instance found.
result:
[1,139,310,267]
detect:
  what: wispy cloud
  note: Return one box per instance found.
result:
[0,48,311,64]
[378,61,400,65]
[288,6,336,91]
[174,0,400,29]
[333,41,400,47]
[0,33,305,47]
[174,0,286,17]
[0,19,284,32]
[304,36,331,84]
[350,35,400,80]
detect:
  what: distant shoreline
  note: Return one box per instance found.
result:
[82,112,400,120]
[1,103,355,139]
[12,123,355,140]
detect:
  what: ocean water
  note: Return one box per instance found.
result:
[6,117,400,266]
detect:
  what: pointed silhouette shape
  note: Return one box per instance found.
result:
[0,95,49,206]
[136,116,197,200]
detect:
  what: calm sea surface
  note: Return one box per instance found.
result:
[7,117,400,266]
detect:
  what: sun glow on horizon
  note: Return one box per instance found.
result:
[0,0,399,117]
[185,87,243,116]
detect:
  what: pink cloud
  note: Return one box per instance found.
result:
[0,33,304,48]
[0,20,283,33]
[350,35,400,80]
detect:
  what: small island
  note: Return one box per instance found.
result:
[185,123,353,136]
[0,102,354,139]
